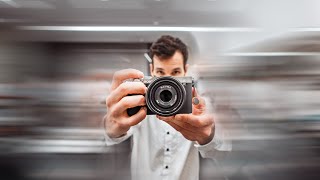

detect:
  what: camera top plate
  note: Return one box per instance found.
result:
[124,76,194,87]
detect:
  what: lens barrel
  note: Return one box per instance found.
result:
[146,76,186,116]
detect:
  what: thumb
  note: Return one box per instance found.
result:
[192,87,206,115]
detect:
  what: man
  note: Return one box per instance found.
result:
[104,35,231,180]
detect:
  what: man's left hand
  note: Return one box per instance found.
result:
[157,88,215,145]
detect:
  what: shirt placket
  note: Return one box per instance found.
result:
[161,129,173,178]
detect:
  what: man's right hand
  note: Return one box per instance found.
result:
[105,69,147,138]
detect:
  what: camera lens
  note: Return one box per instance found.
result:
[146,76,186,116]
[160,90,172,102]
[155,85,177,108]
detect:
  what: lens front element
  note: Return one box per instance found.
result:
[160,90,172,102]
[155,85,177,108]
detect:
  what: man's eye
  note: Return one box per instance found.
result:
[157,71,164,75]
[172,71,181,75]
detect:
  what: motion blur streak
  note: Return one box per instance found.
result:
[0,0,319,180]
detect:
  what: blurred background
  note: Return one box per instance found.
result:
[0,0,320,179]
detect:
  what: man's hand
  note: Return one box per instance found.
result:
[105,69,147,138]
[157,88,215,145]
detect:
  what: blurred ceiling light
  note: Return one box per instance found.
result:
[18,26,260,32]
[223,52,320,56]
[0,18,26,22]
[1,0,20,8]
[291,28,320,32]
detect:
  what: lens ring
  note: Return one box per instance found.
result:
[146,76,186,116]
[155,85,177,108]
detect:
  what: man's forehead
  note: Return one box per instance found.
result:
[153,62,183,71]
[153,52,184,67]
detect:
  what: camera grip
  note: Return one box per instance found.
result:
[127,106,141,116]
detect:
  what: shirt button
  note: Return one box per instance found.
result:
[165,165,169,169]
[166,148,169,151]
[167,131,170,135]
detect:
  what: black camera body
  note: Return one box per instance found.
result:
[126,76,194,117]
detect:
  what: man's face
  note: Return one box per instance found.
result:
[150,51,188,77]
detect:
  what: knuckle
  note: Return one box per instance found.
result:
[136,82,147,90]
[105,96,113,108]
[119,98,130,108]
[138,95,146,104]
[118,83,127,92]
[139,107,147,116]
[122,100,131,108]
[134,83,146,93]
[108,106,117,117]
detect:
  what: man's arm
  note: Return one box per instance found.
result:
[103,69,147,145]
[102,115,135,146]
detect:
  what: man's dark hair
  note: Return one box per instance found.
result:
[149,35,188,67]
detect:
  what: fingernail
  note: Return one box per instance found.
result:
[193,97,200,105]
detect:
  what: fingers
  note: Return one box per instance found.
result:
[126,106,147,126]
[192,88,206,115]
[113,95,146,115]
[157,115,196,131]
[175,114,213,128]
[157,114,212,129]
[111,69,144,91]
[107,82,147,107]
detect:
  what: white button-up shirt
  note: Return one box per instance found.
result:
[104,113,231,180]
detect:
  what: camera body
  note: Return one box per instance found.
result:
[126,76,194,117]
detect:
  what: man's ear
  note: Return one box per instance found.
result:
[149,63,154,76]
[184,64,189,75]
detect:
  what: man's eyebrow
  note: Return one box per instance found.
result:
[172,68,182,71]
[155,68,164,71]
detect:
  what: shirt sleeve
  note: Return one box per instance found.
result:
[101,115,135,146]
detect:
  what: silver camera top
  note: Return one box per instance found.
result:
[124,76,194,86]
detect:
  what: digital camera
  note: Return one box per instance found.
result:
[126,76,194,117]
